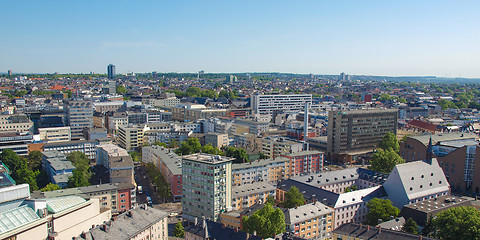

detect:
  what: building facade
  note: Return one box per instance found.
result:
[251,94,313,115]
[38,126,71,143]
[64,99,93,140]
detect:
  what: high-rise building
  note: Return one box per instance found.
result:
[182,153,234,222]
[64,99,93,140]
[7,70,12,76]
[251,94,312,115]
[107,64,116,79]
[102,80,116,94]
[152,71,158,80]
[327,109,398,164]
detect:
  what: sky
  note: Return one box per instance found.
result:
[2,1,480,77]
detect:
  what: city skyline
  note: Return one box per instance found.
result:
[2,1,480,77]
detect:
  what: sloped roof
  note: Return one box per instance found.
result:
[46,195,86,213]
[0,205,40,234]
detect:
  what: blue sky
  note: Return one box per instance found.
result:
[2,1,480,77]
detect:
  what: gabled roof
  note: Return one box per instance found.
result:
[277,179,339,207]
[284,202,333,225]
[185,219,263,240]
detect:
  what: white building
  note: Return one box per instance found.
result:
[251,94,312,115]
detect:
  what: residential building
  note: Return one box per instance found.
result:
[235,119,269,135]
[171,103,227,122]
[93,112,106,128]
[231,182,275,211]
[400,195,472,226]
[0,113,33,133]
[284,202,334,240]
[262,136,306,159]
[152,97,180,108]
[142,146,183,200]
[332,223,435,240]
[327,109,398,164]
[399,133,480,193]
[38,126,71,143]
[251,94,313,115]
[64,99,93,140]
[96,143,129,167]
[79,204,169,240]
[232,133,263,154]
[42,151,75,188]
[118,125,144,150]
[205,132,229,149]
[232,157,290,185]
[383,158,450,209]
[182,153,234,222]
[106,111,128,133]
[0,131,33,155]
[94,101,124,113]
[283,151,324,176]
[78,184,120,212]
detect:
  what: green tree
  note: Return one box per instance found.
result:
[344,185,358,193]
[175,138,202,155]
[378,132,400,152]
[225,147,249,163]
[168,139,179,148]
[283,186,305,208]
[432,206,480,240]
[242,203,286,238]
[0,149,39,191]
[438,99,458,110]
[259,152,269,159]
[66,152,91,187]
[116,85,127,94]
[154,141,168,148]
[266,195,275,205]
[378,94,391,102]
[129,151,141,162]
[366,198,400,226]
[40,183,61,192]
[67,151,90,169]
[27,151,44,170]
[368,148,405,173]
[173,221,184,238]
[402,218,419,234]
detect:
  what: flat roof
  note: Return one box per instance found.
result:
[408,132,478,146]
[144,146,181,175]
[182,153,234,165]
[232,157,289,170]
[403,195,471,213]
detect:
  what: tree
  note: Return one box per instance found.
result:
[283,186,305,208]
[225,147,249,163]
[259,152,269,160]
[366,198,400,226]
[378,94,391,102]
[154,141,168,148]
[173,221,184,238]
[67,151,90,169]
[40,183,61,192]
[175,138,202,155]
[368,148,405,173]
[116,85,127,94]
[432,206,480,240]
[242,203,286,238]
[66,152,91,187]
[266,195,275,205]
[1,149,39,191]
[402,218,419,234]
[27,151,43,170]
[201,144,223,155]
[344,185,358,193]
[378,132,399,152]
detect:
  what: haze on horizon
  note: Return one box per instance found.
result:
[2,1,480,78]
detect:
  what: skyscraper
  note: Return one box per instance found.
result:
[107,64,116,80]
[7,70,12,76]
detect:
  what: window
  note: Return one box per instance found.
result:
[120,193,126,198]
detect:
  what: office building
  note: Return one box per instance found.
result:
[399,133,480,193]
[235,119,269,135]
[94,101,124,113]
[0,131,33,155]
[327,109,398,164]
[284,202,334,240]
[43,139,101,163]
[261,136,306,159]
[102,80,116,94]
[205,132,229,149]
[171,103,227,122]
[182,153,234,222]
[64,99,93,140]
[42,151,75,188]
[0,113,33,133]
[142,146,183,200]
[251,94,312,115]
[118,125,144,150]
[107,64,115,79]
[38,126,71,143]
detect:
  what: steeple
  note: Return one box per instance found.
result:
[425,136,433,164]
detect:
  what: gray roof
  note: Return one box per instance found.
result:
[182,153,234,165]
[438,139,479,148]
[143,146,182,175]
[402,195,471,214]
[232,157,289,170]
[109,156,134,169]
[284,202,333,225]
[291,168,388,187]
[333,223,437,240]
[285,150,324,157]
[78,184,119,194]
[232,182,275,198]
[42,151,75,172]
[80,205,168,240]
[408,132,478,146]
[0,205,40,234]
[378,217,406,231]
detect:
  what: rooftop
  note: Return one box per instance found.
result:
[98,143,129,157]
[284,202,333,225]
[408,132,478,146]
[333,222,437,240]
[403,195,471,214]
[0,205,40,235]
[182,153,234,165]
[232,157,289,170]
[143,146,182,175]
[232,182,275,198]
[285,150,324,157]
[46,195,87,213]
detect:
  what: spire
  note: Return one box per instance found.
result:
[425,136,433,164]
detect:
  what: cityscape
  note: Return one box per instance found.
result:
[2,1,480,240]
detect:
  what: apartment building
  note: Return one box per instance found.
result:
[0,131,33,155]
[283,151,324,176]
[251,94,312,115]
[231,182,275,211]
[143,146,183,200]
[182,153,234,222]
[94,101,124,113]
[205,132,229,148]
[96,143,129,167]
[171,103,227,122]
[400,133,480,193]
[152,97,180,108]
[232,157,290,185]
[262,136,306,159]
[106,111,128,134]
[284,202,334,240]
[38,126,71,143]
[0,113,33,133]
[235,119,269,135]
[327,109,398,164]
[43,139,101,163]
[232,133,263,153]
[64,99,93,140]
[118,125,144,150]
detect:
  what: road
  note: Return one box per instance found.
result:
[134,162,160,205]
